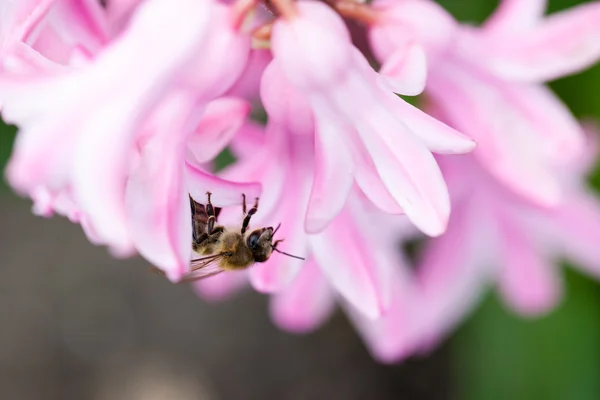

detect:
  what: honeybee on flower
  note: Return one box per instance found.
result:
[1,0,600,364]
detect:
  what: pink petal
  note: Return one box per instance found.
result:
[270,1,351,91]
[483,0,546,33]
[355,168,404,215]
[179,2,250,99]
[28,0,109,63]
[185,162,261,208]
[349,102,450,236]
[0,0,57,45]
[305,107,355,234]
[260,60,314,136]
[548,191,600,280]
[126,151,190,282]
[248,152,309,293]
[350,130,404,215]
[378,42,427,96]
[512,84,584,164]
[369,0,458,64]
[309,208,393,319]
[329,51,450,236]
[417,194,495,343]
[193,270,248,302]
[346,260,422,363]
[226,49,272,100]
[105,0,143,33]
[229,121,266,160]
[381,91,476,155]
[497,216,562,315]
[570,121,600,176]
[427,66,564,207]
[482,3,600,82]
[2,0,215,249]
[186,97,251,164]
[124,93,196,282]
[1,42,64,75]
[270,259,335,333]
[217,123,287,223]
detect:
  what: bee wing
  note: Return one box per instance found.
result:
[178,253,227,283]
[190,196,222,232]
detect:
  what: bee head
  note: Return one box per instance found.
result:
[246,227,275,263]
[246,224,306,263]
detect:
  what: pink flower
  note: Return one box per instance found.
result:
[415,125,600,348]
[194,62,426,325]
[0,0,108,74]
[270,0,475,236]
[0,0,257,280]
[369,0,600,206]
[3,0,600,363]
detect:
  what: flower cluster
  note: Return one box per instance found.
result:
[1,0,600,362]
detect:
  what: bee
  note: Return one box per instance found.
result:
[175,192,304,282]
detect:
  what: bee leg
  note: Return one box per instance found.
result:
[206,191,218,235]
[241,197,259,235]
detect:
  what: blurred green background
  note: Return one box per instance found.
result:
[1,1,599,399]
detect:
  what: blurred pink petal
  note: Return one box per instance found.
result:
[270,259,335,333]
[310,208,392,319]
[497,217,562,315]
[427,67,563,207]
[1,0,216,250]
[418,191,496,343]
[481,2,600,82]
[185,162,261,208]
[194,270,248,302]
[247,133,310,293]
[226,49,272,100]
[378,42,427,96]
[370,0,591,208]
[347,265,420,363]
[483,0,546,32]
[370,0,458,65]
[417,118,600,345]
[104,0,144,33]
[548,192,600,280]
[1,41,64,74]
[0,0,57,47]
[27,0,109,63]
[1,0,252,258]
[187,97,251,164]
[229,121,266,160]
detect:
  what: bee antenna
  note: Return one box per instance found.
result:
[273,247,305,260]
[271,236,305,260]
[272,223,282,237]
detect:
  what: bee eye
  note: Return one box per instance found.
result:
[247,232,260,250]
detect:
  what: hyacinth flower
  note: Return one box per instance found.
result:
[269,0,475,236]
[0,0,476,281]
[367,0,600,206]
[413,127,600,349]
[0,0,260,280]
[348,123,600,363]
[194,66,424,324]
[1,0,599,368]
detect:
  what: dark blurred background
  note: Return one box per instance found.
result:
[1,0,599,399]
